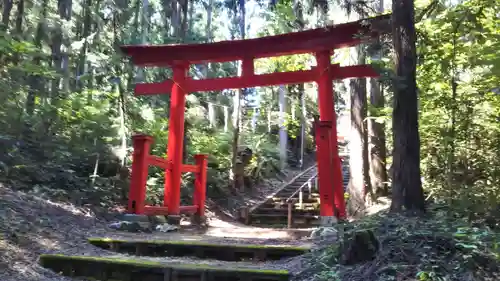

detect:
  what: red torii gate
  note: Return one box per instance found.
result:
[121,14,390,222]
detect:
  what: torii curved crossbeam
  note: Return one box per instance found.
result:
[121,14,390,66]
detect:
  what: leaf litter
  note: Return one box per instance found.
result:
[295,206,500,281]
[0,169,314,281]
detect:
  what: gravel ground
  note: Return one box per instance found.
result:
[0,166,316,281]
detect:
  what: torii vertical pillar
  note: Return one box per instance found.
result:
[164,63,189,217]
[315,50,346,221]
[315,120,334,222]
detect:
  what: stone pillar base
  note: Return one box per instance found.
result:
[121,214,152,229]
[167,215,182,226]
[320,216,338,226]
[237,207,251,224]
[190,215,208,226]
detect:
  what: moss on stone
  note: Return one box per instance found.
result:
[40,254,290,275]
[87,237,310,252]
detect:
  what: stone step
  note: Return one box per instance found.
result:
[269,197,320,204]
[259,202,320,209]
[253,208,318,215]
[249,214,320,227]
[40,254,290,281]
[277,193,319,198]
[251,213,319,219]
[87,238,309,261]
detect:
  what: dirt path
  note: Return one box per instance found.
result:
[0,167,316,281]
[91,217,314,246]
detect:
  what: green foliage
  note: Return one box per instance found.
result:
[306,206,500,281]
[0,0,290,209]
[417,0,500,218]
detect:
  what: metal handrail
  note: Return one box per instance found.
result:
[285,170,318,229]
[285,171,318,204]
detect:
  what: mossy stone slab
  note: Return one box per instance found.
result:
[40,254,290,281]
[87,237,309,261]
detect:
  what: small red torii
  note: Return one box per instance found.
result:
[121,14,390,222]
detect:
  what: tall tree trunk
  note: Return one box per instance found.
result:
[1,0,13,29]
[294,0,306,168]
[11,0,24,65]
[113,8,129,169]
[278,85,288,170]
[369,0,388,196]
[347,44,371,217]
[390,0,425,213]
[299,86,306,168]
[171,0,181,39]
[204,0,214,125]
[231,0,246,192]
[78,0,92,92]
[369,79,388,196]
[205,0,213,42]
[347,4,372,216]
[136,0,149,81]
[25,0,48,117]
[127,0,142,90]
[45,0,72,138]
[14,0,23,36]
[180,0,188,41]
[0,0,14,65]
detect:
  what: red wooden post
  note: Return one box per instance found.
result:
[315,50,346,219]
[194,154,208,218]
[128,134,153,214]
[164,63,189,216]
[315,51,336,219]
[314,121,335,218]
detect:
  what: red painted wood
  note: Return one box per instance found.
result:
[128,134,154,214]
[314,121,336,217]
[315,51,336,218]
[135,69,315,95]
[179,205,199,214]
[120,15,390,66]
[317,54,346,219]
[164,64,188,215]
[181,164,200,173]
[134,65,378,96]
[148,155,169,170]
[242,58,254,76]
[146,156,201,174]
[194,154,208,217]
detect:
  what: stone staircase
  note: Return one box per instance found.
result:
[246,165,319,228]
[244,146,350,228]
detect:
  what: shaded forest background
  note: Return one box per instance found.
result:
[0,0,499,221]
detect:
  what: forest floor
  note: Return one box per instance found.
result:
[0,166,317,281]
[1,166,499,281]
[297,205,500,281]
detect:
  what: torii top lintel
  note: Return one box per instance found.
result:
[121,14,390,67]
